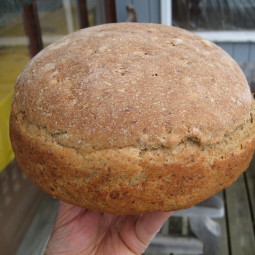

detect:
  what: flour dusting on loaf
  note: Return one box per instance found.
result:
[10,23,255,214]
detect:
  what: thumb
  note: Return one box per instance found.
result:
[119,211,172,254]
[135,211,173,244]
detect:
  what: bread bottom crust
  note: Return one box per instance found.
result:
[10,115,255,215]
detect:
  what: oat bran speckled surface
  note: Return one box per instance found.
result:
[10,23,255,214]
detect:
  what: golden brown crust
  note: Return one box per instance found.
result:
[13,23,252,149]
[10,109,255,214]
[10,23,255,214]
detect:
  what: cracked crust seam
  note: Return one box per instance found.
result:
[13,105,255,163]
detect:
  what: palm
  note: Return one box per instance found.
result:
[45,202,172,255]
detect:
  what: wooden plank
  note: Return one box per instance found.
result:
[22,0,43,57]
[173,253,199,255]
[159,216,189,236]
[189,217,221,255]
[225,174,255,255]
[168,217,183,235]
[216,191,230,255]
[104,0,117,23]
[0,161,43,255]
[245,155,255,230]
[16,194,59,255]
[77,0,89,29]
[145,235,203,254]
[173,254,198,255]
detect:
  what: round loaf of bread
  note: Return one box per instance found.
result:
[10,23,255,215]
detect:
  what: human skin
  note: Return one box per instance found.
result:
[45,201,172,255]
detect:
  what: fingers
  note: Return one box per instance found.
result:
[119,211,172,254]
[119,215,144,254]
[135,211,173,245]
[55,201,86,227]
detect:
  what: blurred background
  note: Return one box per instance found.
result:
[0,1,255,255]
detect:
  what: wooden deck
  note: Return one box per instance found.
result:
[221,156,255,255]
[0,156,255,255]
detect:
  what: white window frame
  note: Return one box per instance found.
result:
[160,0,172,26]
[160,0,255,43]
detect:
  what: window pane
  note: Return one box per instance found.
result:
[173,0,255,31]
